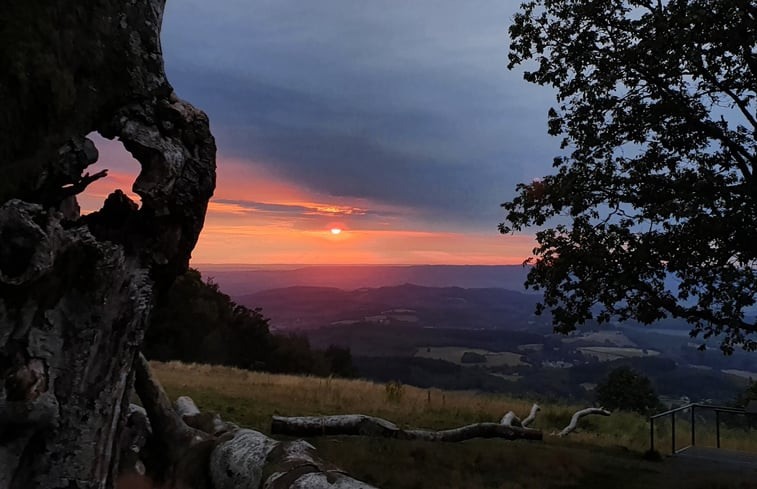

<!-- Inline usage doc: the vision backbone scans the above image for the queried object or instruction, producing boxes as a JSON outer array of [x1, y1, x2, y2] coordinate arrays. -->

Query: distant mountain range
[[195, 264, 531, 296], [194, 264, 756, 402], [235, 283, 546, 331]]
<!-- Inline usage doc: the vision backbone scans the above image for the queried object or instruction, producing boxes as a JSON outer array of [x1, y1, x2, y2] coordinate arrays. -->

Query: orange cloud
[[191, 224, 535, 265], [78, 170, 141, 214], [77, 151, 535, 265]]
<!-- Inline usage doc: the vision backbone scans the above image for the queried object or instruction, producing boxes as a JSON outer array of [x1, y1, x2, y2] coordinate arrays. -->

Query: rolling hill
[[235, 283, 545, 331]]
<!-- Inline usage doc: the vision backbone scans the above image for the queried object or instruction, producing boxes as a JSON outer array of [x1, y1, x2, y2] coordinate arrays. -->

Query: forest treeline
[[144, 269, 355, 377]]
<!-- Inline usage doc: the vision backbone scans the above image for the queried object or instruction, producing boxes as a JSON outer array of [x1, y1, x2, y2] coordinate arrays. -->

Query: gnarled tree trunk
[[0, 1, 215, 487]]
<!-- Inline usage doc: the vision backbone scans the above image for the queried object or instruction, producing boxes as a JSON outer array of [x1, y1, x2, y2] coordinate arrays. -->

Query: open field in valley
[[577, 347, 660, 362], [414, 346, 527, 367]]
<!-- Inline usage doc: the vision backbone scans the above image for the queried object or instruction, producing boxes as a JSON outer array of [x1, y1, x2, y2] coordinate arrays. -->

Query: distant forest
[[144, 269, 355, 377]]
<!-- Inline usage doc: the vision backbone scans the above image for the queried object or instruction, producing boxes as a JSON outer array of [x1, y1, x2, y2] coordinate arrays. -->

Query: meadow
[[154, 361, 757, 489], [576, 347, 660, 362], [414, 347, 526, 367]]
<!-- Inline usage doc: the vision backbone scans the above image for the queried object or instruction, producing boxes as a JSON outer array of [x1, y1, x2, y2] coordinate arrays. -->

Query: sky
[[81, 0, 562, 265]]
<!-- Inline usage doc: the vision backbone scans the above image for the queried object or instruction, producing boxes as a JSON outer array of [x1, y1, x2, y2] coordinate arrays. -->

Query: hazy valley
[[200, 265, 757, 405]]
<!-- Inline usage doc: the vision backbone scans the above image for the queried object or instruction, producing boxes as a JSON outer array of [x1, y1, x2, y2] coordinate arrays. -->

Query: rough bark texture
[[0, 1, 216, 488]]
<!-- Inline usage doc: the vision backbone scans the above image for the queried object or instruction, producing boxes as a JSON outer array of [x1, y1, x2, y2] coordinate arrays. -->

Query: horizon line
[[192, 263, 529, 267]]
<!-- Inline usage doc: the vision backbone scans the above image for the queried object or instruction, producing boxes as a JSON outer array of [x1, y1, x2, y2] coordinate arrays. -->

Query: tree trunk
[[0, 220, 151, 488], [0, 1, 216, 487]]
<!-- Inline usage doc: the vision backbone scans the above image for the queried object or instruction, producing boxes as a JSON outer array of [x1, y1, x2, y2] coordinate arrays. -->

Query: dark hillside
[[197, 264, 531, 296], [237, 284, 544, 330]]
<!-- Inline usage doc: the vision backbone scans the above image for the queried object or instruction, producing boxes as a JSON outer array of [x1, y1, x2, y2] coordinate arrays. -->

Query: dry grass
[[155, 360, 539, 432], [152, 361, 684, 453], [152, 361, 757, 489]]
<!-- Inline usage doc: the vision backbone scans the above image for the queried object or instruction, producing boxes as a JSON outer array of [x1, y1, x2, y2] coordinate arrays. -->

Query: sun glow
[[330, 228, 342, 235]]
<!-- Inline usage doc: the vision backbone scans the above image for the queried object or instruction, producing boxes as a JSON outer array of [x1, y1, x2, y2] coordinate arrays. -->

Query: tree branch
[[500, 412, 522, 427], [270, 414, 543, 442], [557, 408, 611, 437], [132, 354, 209, 451], [522, 403, 541, 427]]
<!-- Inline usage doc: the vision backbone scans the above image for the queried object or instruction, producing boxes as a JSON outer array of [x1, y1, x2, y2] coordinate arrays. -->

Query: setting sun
[[330, 228, 342, 235]]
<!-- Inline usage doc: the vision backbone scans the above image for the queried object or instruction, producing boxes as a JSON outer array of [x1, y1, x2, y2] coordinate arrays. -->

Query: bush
[[595, 366, 660, 416], [460, 351, 487, 364]]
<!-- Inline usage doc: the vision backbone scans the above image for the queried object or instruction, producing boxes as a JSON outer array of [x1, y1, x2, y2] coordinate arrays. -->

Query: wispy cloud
[[161, 0, 561, 230]]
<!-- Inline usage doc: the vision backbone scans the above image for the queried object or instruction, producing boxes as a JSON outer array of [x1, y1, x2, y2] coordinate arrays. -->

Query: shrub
[[595, 366, 660, 416], [460, 351, 487, 364]]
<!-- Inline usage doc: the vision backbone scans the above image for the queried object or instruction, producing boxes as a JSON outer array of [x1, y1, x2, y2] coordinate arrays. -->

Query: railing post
[[716, 410, 720, 449], [671, 411, 676, 454], [691, 405, 695, 447], [650, 417, 655, 452]]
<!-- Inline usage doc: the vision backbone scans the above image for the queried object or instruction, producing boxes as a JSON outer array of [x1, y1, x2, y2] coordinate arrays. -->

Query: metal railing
[[649, 403, 746, 454]]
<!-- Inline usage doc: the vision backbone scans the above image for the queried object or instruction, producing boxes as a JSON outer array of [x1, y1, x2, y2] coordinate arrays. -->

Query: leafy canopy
[[595, 366, 660, 415], [501, 0, 757, 353]]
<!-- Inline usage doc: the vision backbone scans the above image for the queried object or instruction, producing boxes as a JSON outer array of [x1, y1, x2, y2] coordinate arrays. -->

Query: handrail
[[649, 403, 750, 454], [649, 403, 745, 420]]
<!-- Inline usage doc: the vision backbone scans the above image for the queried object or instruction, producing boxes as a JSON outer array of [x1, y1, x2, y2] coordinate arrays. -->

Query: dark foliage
[[501, 0, 757, 353], [461, 351, 487, 364], [595, 367, 661, 415], [145, 269, 355, 377], [735, 380, 757, 407], [353, 356, 512, 393], [324, 345, 358, 378]]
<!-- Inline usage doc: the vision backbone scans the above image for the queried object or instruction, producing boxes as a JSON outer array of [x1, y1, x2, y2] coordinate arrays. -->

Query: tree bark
[[0, 208, 152, 489], [0, 1, 216, 487]]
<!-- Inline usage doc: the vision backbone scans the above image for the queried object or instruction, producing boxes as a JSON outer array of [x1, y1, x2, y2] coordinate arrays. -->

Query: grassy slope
[[154, 362, 757, 489]]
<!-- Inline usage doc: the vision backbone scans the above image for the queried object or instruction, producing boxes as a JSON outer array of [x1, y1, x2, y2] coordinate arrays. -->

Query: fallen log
[[271, 414, 543, 442], [132, 357, 544, 489], [131, 355, 378, 489], [557, 407, 611, 437]]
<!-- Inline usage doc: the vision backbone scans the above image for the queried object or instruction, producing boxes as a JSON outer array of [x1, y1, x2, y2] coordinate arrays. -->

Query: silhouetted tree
[[145, 269, 272, 367], [501, 0, 757, 353], [146, 269, 354, 377], [735, 380, 757, 407], [460, 351, 487, 364], [595, 367, 660, 415], [324, 345, 357, 378]]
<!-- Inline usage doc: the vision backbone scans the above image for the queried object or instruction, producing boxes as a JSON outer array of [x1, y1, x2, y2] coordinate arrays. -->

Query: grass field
[[414, 346, 526, 367], [577, 346, 660, 362], [153, 361, 757, 489], [563, 331, 637, 347], [723, 369, 757, 380]]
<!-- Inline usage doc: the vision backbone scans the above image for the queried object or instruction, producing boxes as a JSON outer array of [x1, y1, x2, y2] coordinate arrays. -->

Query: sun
[[330, 228, 342, 235]]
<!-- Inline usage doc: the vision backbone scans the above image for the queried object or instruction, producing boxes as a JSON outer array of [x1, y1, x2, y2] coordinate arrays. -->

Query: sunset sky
[[81, 0, 561, 265]]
